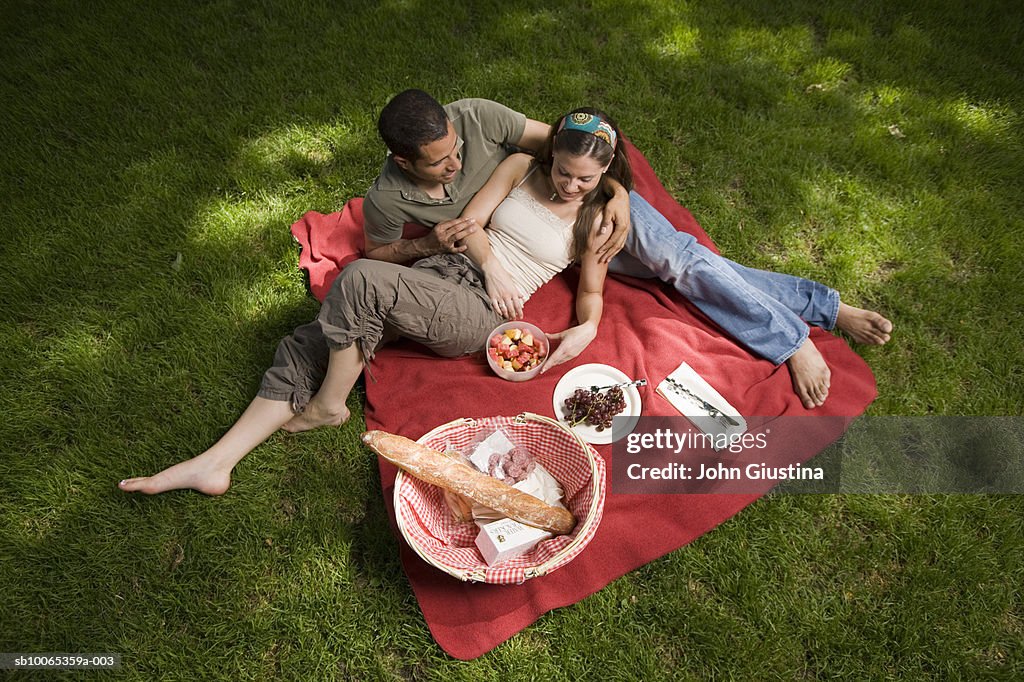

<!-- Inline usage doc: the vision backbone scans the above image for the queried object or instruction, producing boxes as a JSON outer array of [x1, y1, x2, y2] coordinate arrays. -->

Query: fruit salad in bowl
[[485, 322, 548, 381]]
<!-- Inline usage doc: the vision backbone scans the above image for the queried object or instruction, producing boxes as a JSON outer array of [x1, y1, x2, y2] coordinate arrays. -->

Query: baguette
[[362, 430, 576, 535]]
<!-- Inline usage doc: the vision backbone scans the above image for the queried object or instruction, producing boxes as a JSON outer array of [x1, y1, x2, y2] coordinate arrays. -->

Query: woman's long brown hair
[[536, 108, 634, 262]]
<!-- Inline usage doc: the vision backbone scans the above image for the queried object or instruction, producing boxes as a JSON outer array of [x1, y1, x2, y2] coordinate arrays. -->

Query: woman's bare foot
[[786, 339, 831, 409], [119, 457, 232, 496], [281, 399, 350, 433], [835, 303, 893, 345]]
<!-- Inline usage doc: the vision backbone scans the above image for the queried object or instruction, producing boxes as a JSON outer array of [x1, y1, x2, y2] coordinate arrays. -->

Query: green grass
[[1, 0, 1022, 678]]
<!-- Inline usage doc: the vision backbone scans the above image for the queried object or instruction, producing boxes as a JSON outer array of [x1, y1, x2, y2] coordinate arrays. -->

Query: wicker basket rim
[[392, 412, 605, 582]]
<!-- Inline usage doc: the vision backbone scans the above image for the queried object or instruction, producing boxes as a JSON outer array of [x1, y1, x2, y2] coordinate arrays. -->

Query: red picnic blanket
[[290, 142, 877, 659]]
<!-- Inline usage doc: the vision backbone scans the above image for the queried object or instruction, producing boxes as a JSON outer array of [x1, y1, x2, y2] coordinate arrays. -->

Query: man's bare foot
[[786, 339, 831, 409], [835, 303, 892, 345], [281, 400, 350, 434], [119, 457, 231, 496]]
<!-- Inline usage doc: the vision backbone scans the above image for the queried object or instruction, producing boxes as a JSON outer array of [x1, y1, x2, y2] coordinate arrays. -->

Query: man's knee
[[334, 259, 399, 296]]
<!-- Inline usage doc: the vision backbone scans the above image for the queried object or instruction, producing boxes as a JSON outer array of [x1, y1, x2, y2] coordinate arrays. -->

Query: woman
[[119, 109, 630, 496]]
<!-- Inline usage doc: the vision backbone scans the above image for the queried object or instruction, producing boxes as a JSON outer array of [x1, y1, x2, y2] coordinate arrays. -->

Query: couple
[[120, 90, 892, 496]]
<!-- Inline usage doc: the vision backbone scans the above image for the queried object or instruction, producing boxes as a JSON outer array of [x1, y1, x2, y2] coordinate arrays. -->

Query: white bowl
[[484, 322, 549, 382]]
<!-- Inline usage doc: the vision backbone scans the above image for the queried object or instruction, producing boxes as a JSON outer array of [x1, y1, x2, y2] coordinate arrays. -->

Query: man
[[361, 90, 892, 408], [361, 90, 631, 265]]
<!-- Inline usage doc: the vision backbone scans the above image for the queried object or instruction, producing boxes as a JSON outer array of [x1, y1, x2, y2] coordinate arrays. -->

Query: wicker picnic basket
[[392, 412, 607, 584]]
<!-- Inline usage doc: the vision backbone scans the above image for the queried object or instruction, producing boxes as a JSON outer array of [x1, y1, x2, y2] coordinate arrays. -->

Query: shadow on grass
[[2, 0, 1023, 673]]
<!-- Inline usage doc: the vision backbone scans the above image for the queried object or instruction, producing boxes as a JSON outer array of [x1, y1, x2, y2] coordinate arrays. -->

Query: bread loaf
[[362, 430, 576, 535]]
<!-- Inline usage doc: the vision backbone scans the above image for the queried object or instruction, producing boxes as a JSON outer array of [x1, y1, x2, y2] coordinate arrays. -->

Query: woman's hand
[[482, 259, 525, 320], [541, 322, 597, 371]]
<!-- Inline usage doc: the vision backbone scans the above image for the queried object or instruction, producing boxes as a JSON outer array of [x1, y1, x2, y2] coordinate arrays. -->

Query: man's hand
[[429, 217, 479, 254], [596, 189, 631, 263], [541, 322, 597, 371], [363, 218, 480, 263]]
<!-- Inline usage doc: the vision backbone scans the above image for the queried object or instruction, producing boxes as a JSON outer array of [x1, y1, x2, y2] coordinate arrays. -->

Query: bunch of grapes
[[562, 387, 627, 431]]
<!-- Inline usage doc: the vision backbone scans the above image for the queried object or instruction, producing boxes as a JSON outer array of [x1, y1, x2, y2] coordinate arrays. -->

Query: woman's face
[[550, 150, 608, 202]]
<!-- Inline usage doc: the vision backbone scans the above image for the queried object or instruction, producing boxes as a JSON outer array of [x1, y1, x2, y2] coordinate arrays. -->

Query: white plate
[[552, 363, 643, 444]]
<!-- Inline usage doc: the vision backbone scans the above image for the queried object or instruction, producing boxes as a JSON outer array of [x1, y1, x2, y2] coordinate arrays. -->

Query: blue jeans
[[608, 191, 840, 365]]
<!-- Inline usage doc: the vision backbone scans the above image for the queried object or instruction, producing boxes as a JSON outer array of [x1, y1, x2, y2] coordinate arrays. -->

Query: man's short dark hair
[[377, 89, 449, 161]]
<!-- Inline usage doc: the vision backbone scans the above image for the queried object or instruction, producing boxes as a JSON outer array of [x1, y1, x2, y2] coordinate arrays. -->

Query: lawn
[[1, 0, 1021, 679]]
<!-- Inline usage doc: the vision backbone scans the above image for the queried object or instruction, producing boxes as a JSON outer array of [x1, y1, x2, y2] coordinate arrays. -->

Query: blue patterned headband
[[557, 112, 617, 149]]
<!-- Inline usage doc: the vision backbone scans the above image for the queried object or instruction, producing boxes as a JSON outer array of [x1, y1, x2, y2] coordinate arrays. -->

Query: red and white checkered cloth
[[394, 415, 606, 585]]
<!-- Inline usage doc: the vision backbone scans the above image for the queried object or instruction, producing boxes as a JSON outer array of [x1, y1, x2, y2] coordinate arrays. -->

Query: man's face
[[396, 121, 463, 187]]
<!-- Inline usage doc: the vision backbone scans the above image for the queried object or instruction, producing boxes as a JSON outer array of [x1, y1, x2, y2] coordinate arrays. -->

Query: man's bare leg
[[282, 343, 363, 433], [119, 344, 364, 495], [786, 338, 831, 409], [835, 303, 893, 345], [119, 396, 295, 495]]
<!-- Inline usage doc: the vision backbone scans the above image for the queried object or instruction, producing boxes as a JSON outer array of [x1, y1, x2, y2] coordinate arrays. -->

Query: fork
[[588, 378, 647, 392]]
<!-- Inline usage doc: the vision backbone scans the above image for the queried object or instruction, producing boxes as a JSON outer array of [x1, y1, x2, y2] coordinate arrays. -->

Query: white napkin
[[470, 464, 565, 523], [467, 429, 517, 474], [466, 427, 566, 522], [656, 361, 747, 448]]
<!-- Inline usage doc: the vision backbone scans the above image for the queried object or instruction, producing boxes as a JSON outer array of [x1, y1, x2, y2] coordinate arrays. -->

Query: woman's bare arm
[[457, 153, 534, 319], [542, 212, 609, 370]]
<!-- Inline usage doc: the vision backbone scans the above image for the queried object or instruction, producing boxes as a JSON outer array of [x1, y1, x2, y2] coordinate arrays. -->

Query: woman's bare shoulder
[[491, 153, 535, 188], [501, 152, 534, 171]]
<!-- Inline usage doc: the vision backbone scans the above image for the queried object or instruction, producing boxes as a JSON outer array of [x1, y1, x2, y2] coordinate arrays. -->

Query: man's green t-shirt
[[362, 98, 527, 244]]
